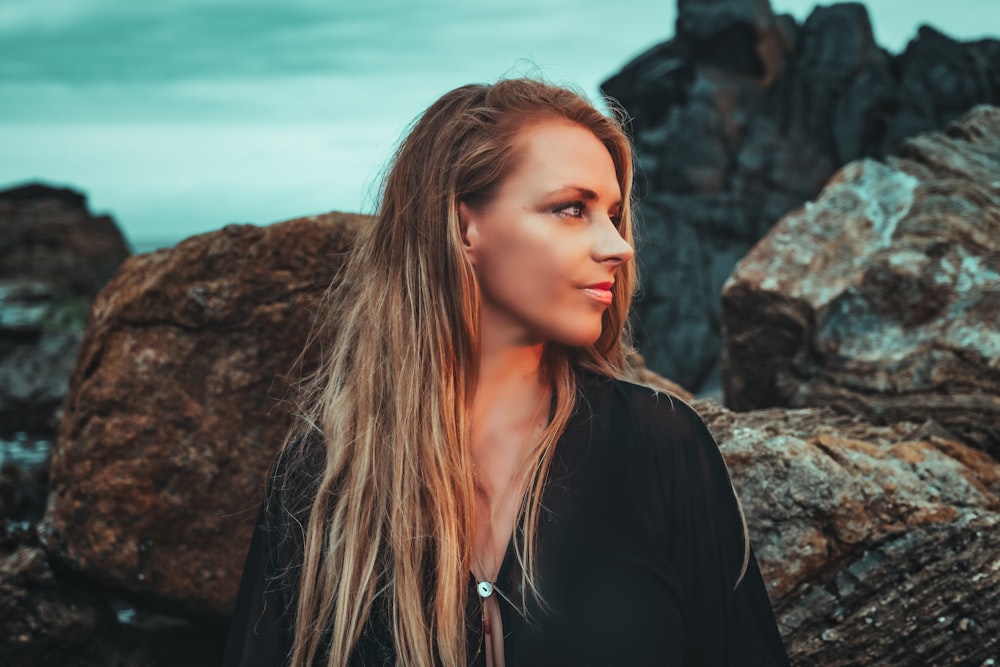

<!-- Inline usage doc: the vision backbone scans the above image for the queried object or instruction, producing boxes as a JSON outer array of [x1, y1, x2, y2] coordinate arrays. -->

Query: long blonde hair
[[280, 78, 637, 667]]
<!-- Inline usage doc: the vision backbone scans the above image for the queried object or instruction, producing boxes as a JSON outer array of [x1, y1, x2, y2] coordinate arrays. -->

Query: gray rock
[[0, 280, 87, 434], [722, 105, 1000, 457], [697, 399, 1000, 665], [0, 183, 129, 435]]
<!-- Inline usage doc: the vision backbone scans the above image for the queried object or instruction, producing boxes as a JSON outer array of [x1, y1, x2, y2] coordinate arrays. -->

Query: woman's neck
[[469, 336, 550, 587], [470, 337, 548, 500]]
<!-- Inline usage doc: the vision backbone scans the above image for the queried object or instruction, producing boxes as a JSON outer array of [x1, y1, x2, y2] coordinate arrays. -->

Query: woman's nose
[[593, 216, 634, 265]]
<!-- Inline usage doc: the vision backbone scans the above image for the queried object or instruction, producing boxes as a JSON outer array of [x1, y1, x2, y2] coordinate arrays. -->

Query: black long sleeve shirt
[[224, 375, 790, 666]]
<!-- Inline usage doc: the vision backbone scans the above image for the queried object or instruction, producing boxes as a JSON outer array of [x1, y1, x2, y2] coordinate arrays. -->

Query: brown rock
[[0, 183, 129, 297], [40, 212, 368, 616], [0, 543, 108, 663], [721, 105, 1000, 457], [697, 399, 1000, 664]]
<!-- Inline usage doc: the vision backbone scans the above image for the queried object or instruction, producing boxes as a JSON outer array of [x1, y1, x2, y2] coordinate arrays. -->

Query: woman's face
[[459, 119, 634, 348]]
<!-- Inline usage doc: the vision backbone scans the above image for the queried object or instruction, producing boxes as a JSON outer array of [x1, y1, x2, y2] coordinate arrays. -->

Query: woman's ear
[[458, 200, 480, 263]]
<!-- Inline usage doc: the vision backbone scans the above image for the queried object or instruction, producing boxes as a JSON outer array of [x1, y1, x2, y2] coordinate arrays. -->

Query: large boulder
[[701, 399, 1000, 665], [722, 105, 1000, 458], [0, 183, 130, 435], [602, 0, 1000, 394], [40, 212, 368, 616]]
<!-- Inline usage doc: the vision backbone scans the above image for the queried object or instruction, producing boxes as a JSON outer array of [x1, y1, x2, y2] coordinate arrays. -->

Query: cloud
[[1, 0, 417, 83]]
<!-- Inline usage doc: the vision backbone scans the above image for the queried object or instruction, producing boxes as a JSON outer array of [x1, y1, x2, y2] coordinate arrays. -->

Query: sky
[[2, 0, 999, 250]]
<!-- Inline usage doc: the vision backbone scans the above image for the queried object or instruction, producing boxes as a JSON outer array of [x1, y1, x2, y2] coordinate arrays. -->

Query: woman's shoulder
[[578, 372, 707, 441], [577, 373, 725, 487]]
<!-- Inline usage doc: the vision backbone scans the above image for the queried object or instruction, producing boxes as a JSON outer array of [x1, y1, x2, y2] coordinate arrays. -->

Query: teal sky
[[2, 0, 998, 250]]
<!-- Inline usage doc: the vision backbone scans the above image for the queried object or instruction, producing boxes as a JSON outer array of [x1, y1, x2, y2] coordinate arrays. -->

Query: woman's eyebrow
[[543, 186, 621, 207]]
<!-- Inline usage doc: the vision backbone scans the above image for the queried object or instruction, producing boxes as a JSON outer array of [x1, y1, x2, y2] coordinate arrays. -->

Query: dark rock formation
[[40, 212, 368, 617], [0, 527, 224, 666], [0, 183, 130, 435], [0, 281, 88, 435], [722, 105, 1000, 458], [0, 536, 107, 664], [700, 399, 1000, 665], [602, 0, 1000, 394], [0, 183, 130, 297]]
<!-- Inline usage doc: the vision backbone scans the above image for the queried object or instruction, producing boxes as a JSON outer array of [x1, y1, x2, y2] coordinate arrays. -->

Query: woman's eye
[[555, 202, 585, 217]]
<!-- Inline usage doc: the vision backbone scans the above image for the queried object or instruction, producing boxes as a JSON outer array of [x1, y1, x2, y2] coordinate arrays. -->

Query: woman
[[224, 78, 789, 666]]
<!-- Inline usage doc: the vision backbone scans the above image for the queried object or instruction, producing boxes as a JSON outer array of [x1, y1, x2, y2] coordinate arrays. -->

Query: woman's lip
[[580, 287, 613, 305]]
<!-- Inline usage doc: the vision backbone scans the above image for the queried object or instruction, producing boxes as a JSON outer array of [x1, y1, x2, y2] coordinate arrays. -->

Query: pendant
[[477, 580, 494, 598]]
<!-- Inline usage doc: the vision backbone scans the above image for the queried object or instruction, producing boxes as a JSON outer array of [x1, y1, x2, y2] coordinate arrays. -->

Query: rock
[[778, 517, 1000, 666], [887, 26, 1000, 151], [602, 1, 1000, 394], [0, 281, 88, 434], [0, 526, 223, 667], [624, 348, 694, 400], [0, 540, 108, 664], [0, 183, 130, 297], [722, 105, 1000, 457], [0, 183, 129, 435], [40, 212, 369, 616], [697, 399, 1000, 665], [676, 0, 790, 83]]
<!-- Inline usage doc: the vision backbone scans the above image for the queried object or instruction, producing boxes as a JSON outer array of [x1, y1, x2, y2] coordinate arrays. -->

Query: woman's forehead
[[503, 121, 621, 200]]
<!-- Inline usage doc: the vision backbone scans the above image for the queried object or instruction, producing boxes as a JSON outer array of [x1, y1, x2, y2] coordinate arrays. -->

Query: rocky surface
[[41, 212, 369, 617], [0, 183, 129, 435], [698, 399, 1000, 666], [722, 105, 1000, 458], [602, 0, 1000, 394]]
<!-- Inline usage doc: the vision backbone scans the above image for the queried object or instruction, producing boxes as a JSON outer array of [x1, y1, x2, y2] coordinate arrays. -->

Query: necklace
[[471, 467, 528, 600], [477, 580, 495, 599]]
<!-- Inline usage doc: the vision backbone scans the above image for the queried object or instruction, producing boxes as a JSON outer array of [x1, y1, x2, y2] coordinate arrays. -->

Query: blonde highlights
[[281, 78, 638, 667]]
